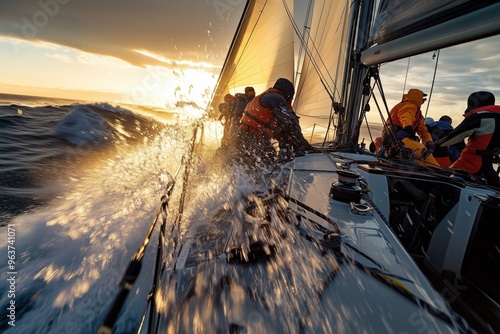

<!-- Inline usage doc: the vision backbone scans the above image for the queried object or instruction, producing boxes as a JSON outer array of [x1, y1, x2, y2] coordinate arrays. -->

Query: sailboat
[[99, 0, 500, 333]]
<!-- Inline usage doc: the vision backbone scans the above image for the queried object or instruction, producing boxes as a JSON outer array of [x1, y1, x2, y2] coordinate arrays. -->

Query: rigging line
[[366, 84, 381, 144], [282, 0, 338, 102], [176, 124, 202, 227], [281, 0, 344, 145], [402, 57, 411, 96], [363, 112, 375, 144], [137, 124, 204, 332], [98, 157, 185, 334], [372, 97, 403, 153], [293, 0, 313, 83], [292, 219, 453, 325], [425, 49, 440, 118], [352, 70, 376, 145], [169, 123, 203, 275], [207, 0, 253, 105], [363, 194, 395, 234], [359, 81, 379, 146], [372, 68, 407, 151], [322, 105, 336, 147]]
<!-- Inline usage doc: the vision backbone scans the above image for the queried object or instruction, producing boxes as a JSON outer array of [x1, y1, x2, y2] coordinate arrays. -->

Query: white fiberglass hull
[[143, 150, 473, 333]]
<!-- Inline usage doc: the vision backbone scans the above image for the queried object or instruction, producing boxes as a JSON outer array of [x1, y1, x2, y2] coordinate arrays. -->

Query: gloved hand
[[403, 126, 416, 139]]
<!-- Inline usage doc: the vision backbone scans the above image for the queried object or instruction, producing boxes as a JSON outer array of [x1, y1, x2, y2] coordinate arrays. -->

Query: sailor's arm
[[416, 117, 433, 143], [260, 93, 293, 126], [437, 116, 479, 146]]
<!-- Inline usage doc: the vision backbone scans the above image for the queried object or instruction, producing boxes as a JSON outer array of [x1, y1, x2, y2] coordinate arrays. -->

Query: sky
[[376, 36, 500, 125], [0, 0, 500, 125], [0, 0, 246, 109]]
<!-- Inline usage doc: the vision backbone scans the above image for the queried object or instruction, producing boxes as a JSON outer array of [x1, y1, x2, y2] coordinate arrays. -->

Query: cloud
[[0, 0, 246, 69], [375, 35, 500, 124], [136, 49, 220, 70]]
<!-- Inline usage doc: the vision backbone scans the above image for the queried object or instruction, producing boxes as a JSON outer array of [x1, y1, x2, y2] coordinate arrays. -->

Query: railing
[[302, 123, 332, 145]]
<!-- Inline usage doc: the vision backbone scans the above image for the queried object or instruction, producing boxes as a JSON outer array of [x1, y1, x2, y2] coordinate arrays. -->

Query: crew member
[[437, 91, 500, 187], [228, 86, 256, 146], [237, 78, 312, 168], [426, 115, 465, 167], [382, 88, 438, 165], [219, 93, 235, 148]]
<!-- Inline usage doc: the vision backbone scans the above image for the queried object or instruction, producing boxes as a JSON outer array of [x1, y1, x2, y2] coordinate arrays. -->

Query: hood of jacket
[[273, 78, 295, 102], [405, 89, 426, 107]]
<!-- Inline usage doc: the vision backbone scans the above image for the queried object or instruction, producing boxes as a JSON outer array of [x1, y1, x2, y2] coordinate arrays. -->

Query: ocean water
[[0, 93, 227, 333]]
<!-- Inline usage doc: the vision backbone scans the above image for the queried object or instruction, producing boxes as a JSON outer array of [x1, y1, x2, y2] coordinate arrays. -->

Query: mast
[[336, 0, 375, 148]]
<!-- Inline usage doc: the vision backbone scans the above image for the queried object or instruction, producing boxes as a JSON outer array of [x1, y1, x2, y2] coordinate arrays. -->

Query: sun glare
[[165, 67, 218, 112]]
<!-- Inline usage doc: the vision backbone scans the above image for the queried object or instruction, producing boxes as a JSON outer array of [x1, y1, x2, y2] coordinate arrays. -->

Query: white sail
[[293, 0, 351, 135], [209, 0, 294, 112]]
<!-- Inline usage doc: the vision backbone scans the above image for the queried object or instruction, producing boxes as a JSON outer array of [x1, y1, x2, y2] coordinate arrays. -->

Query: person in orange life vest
[[384, 88, 438, 165], [271, 79, 313, 156], [237, 78, 312, 167], [436, 91, 500, 188]]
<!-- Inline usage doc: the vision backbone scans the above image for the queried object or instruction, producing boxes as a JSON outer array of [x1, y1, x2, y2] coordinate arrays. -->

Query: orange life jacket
[[449, 105, 500, 174], [239, 88, 281, 139]]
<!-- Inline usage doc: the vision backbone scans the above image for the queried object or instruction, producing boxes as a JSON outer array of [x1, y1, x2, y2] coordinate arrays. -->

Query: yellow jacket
[[387, 89, 432, 143]]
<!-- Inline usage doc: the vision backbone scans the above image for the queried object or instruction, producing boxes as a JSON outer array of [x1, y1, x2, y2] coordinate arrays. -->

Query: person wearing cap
[[439, 115, 452, 124], [227, 86, 256, 147], [237, 78, 313, 168], [426, 115, 465, 167], [436, 91, 500, 187], [244, 86, 255, 96], [424, 117, 435, 126], [382, 88, 438, 165], [218, 93, 235, 148]]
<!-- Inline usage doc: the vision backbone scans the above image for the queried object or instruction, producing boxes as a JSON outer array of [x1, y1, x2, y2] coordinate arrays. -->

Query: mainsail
[[209, 0, 353, 144], [209, 0, 295, 112]]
